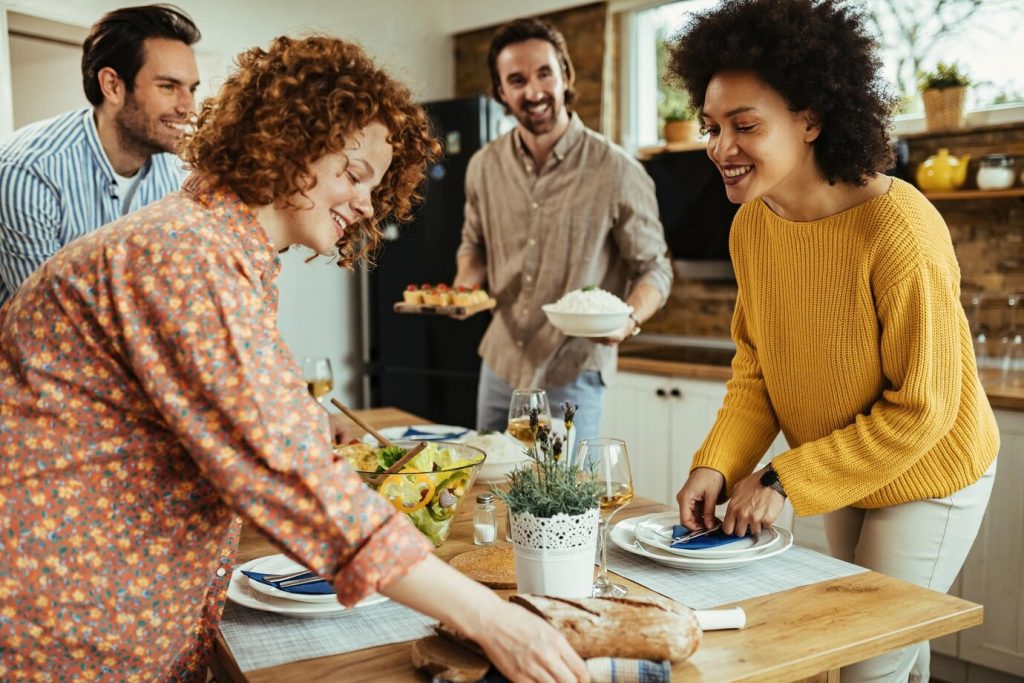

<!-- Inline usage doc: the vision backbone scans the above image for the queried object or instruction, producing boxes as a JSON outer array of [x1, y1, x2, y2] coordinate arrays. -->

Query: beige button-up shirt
[[458, 114, 672, 388]]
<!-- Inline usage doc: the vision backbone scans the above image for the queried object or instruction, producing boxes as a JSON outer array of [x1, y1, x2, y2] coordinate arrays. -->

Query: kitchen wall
[[0, 0, 594, 406]]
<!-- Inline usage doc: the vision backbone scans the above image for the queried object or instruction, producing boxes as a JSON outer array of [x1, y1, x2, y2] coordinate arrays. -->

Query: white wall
[[9, 34, 86, 129]]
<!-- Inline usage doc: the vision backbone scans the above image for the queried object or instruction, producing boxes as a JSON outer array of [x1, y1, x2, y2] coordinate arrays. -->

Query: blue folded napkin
[[671, 525, 750, 550], [480, 658, 670, 683], [240, 569, 335, 595], [401, 426, 469, 441]]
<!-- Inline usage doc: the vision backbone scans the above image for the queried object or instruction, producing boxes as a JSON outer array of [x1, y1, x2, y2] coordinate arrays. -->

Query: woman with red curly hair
[[0, 36, 588, 683]]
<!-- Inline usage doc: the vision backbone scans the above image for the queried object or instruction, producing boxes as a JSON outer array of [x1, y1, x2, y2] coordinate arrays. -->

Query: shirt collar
[[180, 173, 281, 286], [82, 108, 153, 182], [512, 111, 584, 170]]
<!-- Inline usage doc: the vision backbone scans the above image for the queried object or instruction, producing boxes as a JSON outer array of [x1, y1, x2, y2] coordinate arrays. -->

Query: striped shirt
[[0, 108, 185, 304]]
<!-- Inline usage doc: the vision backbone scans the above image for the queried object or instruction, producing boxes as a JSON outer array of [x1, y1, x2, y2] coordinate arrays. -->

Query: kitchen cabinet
[[932, 408, 1024, 681], [603, 371, 795, 531]]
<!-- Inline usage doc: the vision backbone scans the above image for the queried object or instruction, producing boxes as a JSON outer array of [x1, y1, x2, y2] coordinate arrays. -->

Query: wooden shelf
[[923, 188, 1024, 200]]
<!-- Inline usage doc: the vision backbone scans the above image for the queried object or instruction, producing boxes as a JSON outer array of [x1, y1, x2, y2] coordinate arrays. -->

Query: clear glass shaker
[[473, 492, 497, 545]]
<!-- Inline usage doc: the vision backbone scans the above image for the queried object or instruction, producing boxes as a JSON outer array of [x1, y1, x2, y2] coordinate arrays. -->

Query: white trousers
[[823, 460, 996, 683]]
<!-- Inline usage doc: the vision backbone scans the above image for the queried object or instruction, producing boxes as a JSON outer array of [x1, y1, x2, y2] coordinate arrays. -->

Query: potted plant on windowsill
[[663, 105, 700, 146], [494, 403, 602, 598], [919, 62, 971, 132]]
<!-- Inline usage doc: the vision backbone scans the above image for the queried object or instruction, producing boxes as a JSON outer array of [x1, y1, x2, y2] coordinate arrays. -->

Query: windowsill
[[893, 104, 1024, 137]]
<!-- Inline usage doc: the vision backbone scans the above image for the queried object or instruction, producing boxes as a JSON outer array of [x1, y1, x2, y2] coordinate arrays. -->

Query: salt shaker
[[473, 492, 497, 545]]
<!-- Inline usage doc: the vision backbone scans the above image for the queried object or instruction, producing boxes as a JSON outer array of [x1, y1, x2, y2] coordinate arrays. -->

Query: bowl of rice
[[542, 287, 632, 337], [463, 431, 532, 484]]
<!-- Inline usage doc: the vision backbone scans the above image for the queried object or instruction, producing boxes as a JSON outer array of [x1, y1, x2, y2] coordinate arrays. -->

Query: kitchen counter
[[617, 342, 1024, 411]]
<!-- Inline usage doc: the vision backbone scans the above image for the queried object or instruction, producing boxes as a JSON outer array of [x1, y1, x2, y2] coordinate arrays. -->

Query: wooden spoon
[[331, 398, 394, 447]]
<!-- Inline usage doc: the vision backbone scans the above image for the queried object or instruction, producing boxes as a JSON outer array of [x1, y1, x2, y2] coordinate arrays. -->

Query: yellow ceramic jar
[[916, 148, 971, 192]]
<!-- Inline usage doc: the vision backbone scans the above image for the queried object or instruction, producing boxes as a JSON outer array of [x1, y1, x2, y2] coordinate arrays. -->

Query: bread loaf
[[509, 594, 702, 662]]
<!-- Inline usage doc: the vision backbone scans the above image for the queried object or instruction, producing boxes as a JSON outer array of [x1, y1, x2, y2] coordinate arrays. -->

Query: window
[[619, 0, 1024, 151]]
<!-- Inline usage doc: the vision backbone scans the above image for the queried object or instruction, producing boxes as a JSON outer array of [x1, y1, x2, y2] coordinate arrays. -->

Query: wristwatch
[[628, 312, 642, 337], [760, 462, 787, 498]]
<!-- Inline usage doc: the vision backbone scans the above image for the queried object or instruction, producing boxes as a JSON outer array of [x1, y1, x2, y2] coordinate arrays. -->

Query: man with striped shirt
[[0, 5, 201, 304]]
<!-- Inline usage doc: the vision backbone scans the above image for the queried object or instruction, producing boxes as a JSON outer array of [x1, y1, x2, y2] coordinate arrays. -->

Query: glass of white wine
[[507, 389, 552, 448], [302, 356, 333, 403], [576, 437, 635, 597]]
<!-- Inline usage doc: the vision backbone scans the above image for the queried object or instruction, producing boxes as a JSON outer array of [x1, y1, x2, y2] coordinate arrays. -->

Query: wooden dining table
[[209, 407, 983, 682]]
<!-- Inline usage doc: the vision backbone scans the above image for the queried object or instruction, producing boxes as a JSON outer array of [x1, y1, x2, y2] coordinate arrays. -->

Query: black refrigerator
[[360, 96, 512, 426]]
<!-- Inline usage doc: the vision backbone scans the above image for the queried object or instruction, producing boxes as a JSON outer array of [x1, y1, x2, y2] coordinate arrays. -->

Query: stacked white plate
[[227, 554, 387, 618], [610, 512, 793, 570]]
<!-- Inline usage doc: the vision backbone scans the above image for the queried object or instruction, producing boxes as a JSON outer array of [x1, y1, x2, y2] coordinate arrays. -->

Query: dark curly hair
[[668, 0, 897, 185], [487, 18, 576, 111], [183, 35, 441, 267]]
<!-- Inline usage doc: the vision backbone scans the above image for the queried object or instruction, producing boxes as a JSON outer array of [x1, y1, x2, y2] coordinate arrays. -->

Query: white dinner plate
[[634, 512, 782, 558], [228, 557, 388, 618], [244, 554, 339, 604], [610, 513, 793, 570], [361, 424, 474, 444]]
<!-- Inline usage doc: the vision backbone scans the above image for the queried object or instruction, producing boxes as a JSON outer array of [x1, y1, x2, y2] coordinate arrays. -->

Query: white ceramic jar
[[976, 155, 1016, 190]]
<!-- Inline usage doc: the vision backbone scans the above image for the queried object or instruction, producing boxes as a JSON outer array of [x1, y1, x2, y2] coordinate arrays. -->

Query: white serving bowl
[[542, 304, 632, 338], [464, 432, 532, 484]]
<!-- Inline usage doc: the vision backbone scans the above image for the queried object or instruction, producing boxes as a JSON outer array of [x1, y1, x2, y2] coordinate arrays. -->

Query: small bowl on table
[[541, 304, 633, 338], [354, 440, 486, 547]]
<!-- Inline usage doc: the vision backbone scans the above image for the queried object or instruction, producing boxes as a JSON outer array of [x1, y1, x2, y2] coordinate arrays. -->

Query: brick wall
[[453, 3, 608, 132]]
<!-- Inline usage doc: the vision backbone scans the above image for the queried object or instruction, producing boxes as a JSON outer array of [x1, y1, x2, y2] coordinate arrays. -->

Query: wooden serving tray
[[393, 298, 496, 321]]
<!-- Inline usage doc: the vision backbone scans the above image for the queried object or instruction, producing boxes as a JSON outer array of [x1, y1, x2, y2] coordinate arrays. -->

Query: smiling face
[[702, 71, 821, 208], [495, 38, 569, 137], [114, 37, 200, 157], [271, 121, 393, 255]]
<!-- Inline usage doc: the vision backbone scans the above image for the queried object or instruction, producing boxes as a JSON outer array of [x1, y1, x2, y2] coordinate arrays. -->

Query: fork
[[262, 569, 315, 583], [670, 522, 723, 545]]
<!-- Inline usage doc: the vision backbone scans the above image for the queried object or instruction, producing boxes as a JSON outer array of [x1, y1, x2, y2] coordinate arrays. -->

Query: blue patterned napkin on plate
[[670, 525, 750, 549], [240, 570, 334, 595], [401, 426, 469, 441]]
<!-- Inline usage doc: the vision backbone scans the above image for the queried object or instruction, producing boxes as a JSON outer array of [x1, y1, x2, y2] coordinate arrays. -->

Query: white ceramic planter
[[509, 508, 600, 598]]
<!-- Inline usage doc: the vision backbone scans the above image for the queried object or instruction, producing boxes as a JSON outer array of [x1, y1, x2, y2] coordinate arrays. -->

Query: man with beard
[[455, 17, 672, 441], [0, 5, 200, 304]]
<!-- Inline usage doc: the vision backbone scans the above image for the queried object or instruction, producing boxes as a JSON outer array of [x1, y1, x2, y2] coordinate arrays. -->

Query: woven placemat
[[449, 546, 517, 589]]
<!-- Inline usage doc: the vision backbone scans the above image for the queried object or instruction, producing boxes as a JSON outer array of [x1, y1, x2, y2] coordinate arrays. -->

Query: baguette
[[509, 594, 701, 662]]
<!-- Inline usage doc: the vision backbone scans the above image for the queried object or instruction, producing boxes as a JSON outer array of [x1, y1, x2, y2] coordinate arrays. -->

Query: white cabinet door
[[956, 409, 1024, 677], [603, 372, 674, 506]]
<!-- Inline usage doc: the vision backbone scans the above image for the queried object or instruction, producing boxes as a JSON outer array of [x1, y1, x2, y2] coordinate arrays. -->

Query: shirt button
[[527, 238, 536, 246], [517, 340, 524, 347], [525, 274, 533, 283], [531, 201, 539, 210], [216, 568, 226, 577]]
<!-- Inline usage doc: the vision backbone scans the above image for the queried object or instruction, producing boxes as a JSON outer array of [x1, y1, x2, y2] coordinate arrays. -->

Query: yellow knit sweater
[[691, 178, 999, 517]]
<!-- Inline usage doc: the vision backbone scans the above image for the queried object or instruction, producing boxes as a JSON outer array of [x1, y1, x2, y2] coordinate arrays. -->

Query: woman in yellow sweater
[[669, 1, 998, 680]]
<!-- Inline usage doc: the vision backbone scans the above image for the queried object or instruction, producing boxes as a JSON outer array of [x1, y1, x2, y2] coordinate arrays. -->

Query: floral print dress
[[0, 176, 432, 681]]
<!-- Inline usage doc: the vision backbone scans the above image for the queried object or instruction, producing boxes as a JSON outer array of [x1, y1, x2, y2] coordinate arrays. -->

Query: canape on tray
[[403, 283, 490, 307]]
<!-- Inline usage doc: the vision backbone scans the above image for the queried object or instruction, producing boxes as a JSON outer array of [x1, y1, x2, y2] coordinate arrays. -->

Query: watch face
[[760, 468, 779, 487]]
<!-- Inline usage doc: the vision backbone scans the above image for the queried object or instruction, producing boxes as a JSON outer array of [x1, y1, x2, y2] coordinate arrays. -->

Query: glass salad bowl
[[335, 440, 485, 547]]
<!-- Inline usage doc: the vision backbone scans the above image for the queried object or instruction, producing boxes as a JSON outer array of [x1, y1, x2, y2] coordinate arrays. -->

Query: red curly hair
[[183, 35, 440, 267]]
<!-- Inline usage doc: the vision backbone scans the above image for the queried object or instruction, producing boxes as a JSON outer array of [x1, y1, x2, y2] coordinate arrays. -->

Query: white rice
[[463, 431, 529, 464], [548, 287, 630, 314]]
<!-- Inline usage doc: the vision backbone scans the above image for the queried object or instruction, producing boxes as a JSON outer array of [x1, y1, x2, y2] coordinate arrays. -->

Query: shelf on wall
[[923, 188, 1024, 200]]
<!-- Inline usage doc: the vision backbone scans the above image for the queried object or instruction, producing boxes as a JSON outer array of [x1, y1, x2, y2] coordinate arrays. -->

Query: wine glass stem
[[595, 518, 611, 584]]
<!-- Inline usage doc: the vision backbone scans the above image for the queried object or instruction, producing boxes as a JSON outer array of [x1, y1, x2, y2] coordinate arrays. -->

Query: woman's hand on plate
[[721, 467, 785, 536], [677, 467, 725, 531]]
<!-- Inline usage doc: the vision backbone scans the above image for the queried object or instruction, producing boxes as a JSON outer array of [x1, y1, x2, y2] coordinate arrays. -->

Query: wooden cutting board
[[393, 298, 496, 320], [448, 546, 516, 589]]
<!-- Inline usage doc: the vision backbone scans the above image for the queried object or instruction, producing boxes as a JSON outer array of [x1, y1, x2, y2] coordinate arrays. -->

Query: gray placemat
[[218, 598, 435, 672], [606, 544, 867, 609]]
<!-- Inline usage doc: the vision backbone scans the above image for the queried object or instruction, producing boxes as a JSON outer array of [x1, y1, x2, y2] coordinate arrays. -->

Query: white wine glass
[[507, 389, 552, 449], [302, 356, 334, 404], [576, 437, 635, 597]]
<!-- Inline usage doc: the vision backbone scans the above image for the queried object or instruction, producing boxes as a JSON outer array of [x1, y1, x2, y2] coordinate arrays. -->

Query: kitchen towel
[[480, 658, 670, 683]]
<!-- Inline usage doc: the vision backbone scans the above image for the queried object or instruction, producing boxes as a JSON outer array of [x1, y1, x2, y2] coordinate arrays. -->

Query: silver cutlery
[[262, 569, 315, 583], [670, 523, 723, 545], [279, 574, 329, 589]]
